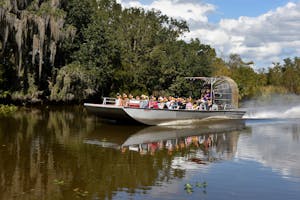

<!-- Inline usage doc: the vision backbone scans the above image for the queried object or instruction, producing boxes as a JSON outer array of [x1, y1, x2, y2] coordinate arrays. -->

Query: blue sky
[[118, 0, 300, 68], [206, 0, 296, 21], [139, 0, 296, 21]]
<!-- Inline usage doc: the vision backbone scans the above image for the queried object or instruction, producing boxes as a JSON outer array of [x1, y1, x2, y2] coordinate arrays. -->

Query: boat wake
[[158, 119, 206, 126], [157, 117, 232, 126], [244, 105, 300, 119]]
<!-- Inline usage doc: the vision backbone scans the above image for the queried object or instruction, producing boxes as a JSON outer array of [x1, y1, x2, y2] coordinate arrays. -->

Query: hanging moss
[[49, 62, 96, 102], [0, 0, 76, 100]]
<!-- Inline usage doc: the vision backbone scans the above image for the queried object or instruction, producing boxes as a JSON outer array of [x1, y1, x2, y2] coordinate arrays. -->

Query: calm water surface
[[0, 106, 299, 200]]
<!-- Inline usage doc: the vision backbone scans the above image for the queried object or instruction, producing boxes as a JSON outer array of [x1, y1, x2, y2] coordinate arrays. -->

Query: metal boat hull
[[84, 103, 246, 126], [123, 107, 246, 125], [84, 103, 136, 123]]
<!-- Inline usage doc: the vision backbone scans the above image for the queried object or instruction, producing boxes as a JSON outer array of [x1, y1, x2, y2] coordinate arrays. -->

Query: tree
[[227, 54, 264, 99]]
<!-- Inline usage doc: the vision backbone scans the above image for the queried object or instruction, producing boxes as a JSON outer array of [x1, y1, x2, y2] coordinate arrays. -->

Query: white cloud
[[117, 1, 300, 68], [116, 0, 144, 8], [117, 0, 215, 23]]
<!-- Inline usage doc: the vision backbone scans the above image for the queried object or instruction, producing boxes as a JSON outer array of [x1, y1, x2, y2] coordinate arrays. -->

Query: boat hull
[[84, 103, 246, 126], [123, 107, 246, 125], [84, 103, 137, 123]]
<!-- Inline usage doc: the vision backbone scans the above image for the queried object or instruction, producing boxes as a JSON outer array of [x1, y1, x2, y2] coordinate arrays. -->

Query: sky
[[116, 0, 300, 69]]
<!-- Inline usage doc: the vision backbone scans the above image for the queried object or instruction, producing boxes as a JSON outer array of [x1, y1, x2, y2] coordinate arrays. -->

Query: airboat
[[84, 76, 246, 125]]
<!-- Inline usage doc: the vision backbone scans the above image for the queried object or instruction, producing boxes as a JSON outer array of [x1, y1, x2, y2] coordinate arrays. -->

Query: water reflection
[[239, 119, 300, 181], [0, 108, 299, 200], [85, 120, 246, 166]]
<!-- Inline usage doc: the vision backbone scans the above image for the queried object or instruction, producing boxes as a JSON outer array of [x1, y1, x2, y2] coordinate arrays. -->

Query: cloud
[[117, 0, 215, 23], [117, 1, 300, 68], [187, 2, 300, 67]]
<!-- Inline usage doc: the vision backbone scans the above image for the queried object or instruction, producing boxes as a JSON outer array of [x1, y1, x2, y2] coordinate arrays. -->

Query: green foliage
[[266, 57, 300, 94], [0, 104, 17, 116], [2, 0, 300, 103], [29, 0, 66, 18], [11, 74, 43, 103], [226, 54, 267, 99], [63, 0, 97, 58], [184, 181, 207, 194], [0, 0, 8, 7], [65, 0, 96, 30], [50, 62, 96, 102]]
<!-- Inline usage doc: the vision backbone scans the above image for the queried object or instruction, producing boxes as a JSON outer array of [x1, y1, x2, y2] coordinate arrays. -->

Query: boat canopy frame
[[185, 76, 239, 109]]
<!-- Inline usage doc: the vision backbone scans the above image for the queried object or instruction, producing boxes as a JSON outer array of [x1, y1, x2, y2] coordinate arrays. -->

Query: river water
[[0, 106, 300, 200]]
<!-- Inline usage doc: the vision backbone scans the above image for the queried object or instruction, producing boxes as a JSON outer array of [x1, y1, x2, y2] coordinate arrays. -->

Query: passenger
[[171, 97, 179, 109], [163, 96, 169, 109], [128, 94, 134, 100], [193, 102, 198, 110], [182, 98, 188, 109], [207, 99, 213, 110], [177, 97, 185, 109], [115, 93, 123, 106], [185, 98, 193, 110], [197, 94, 208, 110], [128, 94, 140, 108], [149, 96, 159, 109], [165, 96, 173, 109], [122, 93, 129, 107], [203, 89, 213, 110], [139, 94, 149, 108], [158, 96, 165, 109], [197, 102, 207, 110]]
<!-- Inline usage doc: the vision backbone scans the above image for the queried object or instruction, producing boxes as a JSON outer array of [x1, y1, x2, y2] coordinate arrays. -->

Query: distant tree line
[[0, 0, 299, 104], [213, 55, 300, 100]]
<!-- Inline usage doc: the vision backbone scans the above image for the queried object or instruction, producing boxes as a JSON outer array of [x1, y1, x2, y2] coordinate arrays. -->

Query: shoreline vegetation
[[0, 104, 17, 115], [1, 0, 300, 105]]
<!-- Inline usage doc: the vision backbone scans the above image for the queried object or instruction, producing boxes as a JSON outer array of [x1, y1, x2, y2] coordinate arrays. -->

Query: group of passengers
[[115, 89, 216, 111]]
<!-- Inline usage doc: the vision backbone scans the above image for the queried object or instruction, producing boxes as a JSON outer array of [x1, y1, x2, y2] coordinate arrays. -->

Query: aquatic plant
[[184, 181, 208, 194], [184, 183, 193, 194], [195, 181, 207, 188]]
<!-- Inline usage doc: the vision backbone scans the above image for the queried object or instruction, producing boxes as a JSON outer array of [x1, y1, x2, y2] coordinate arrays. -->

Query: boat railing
[[223, 104, 234, 110], [102, 96, 235, 110], [102, 97, 116, 105]]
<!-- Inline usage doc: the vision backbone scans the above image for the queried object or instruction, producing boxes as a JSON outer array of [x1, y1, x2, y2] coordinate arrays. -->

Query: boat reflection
[[85, 120, 246, 164]]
